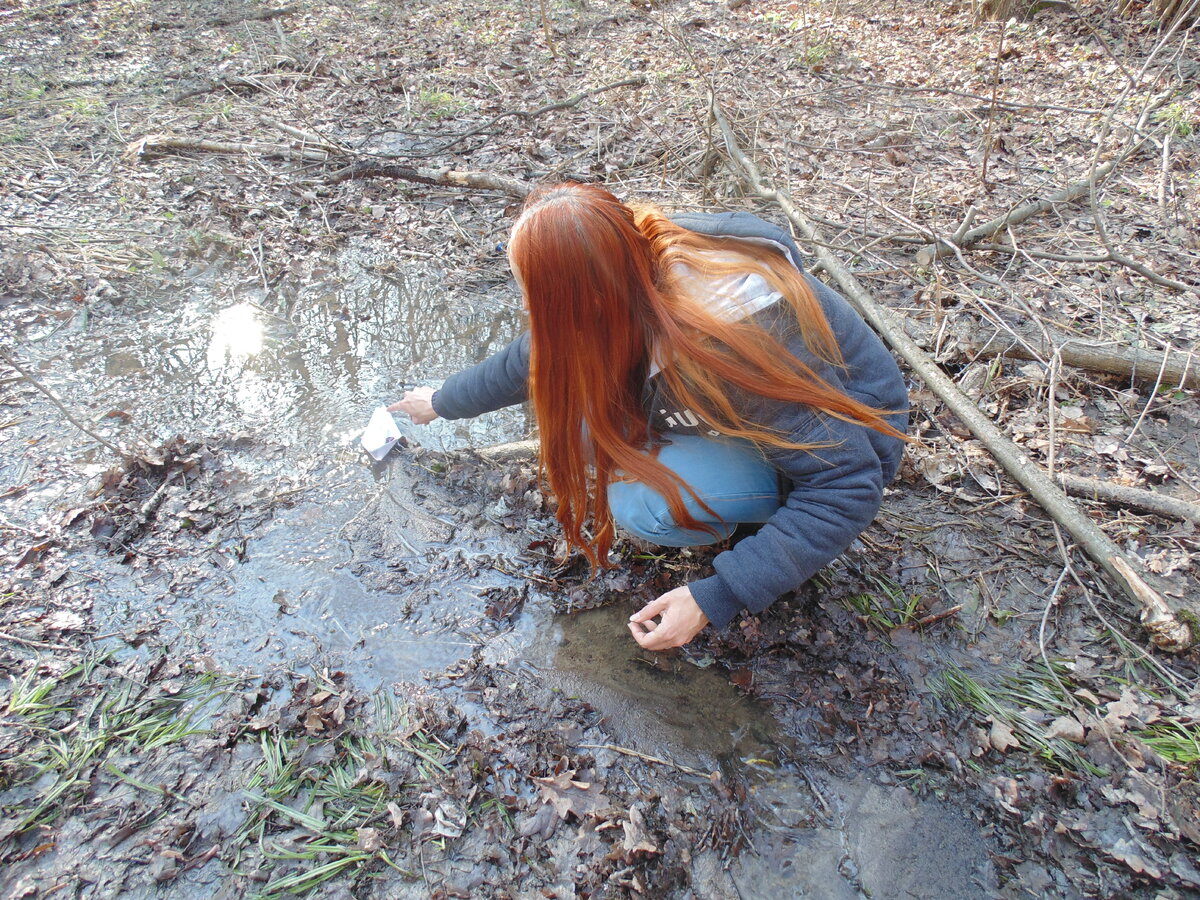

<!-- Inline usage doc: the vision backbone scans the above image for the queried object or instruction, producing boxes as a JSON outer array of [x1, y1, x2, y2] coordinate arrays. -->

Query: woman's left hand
[[628, 585, 709, 650]]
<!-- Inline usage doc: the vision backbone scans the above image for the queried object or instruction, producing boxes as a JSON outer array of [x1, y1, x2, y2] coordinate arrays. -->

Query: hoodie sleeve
[[431, 331, 532, 420], [688, 409, 888, 630]]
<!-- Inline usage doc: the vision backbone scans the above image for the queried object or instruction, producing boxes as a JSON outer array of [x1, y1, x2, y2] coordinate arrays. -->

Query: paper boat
[[361, 405, 401, 461]]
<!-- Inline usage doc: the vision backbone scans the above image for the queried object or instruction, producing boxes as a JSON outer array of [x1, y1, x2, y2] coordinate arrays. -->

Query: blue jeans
[[608, 435, 782, 547]]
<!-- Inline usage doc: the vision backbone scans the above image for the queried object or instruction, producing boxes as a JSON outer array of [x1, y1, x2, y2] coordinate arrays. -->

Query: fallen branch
[[1056, 472, 1200, 525], [578, 743, 711, 779], [125, 132, 534, 197], [1, 0, 92, 20], [201, 4, 299, 28], [473, 438, 540, 464], [710, 93, 1193, 653], [124, 134, 328, 163], [324, 161, 531, 197], [260, 116, 346, 153], [971, 331, 1198, 391], [148, 4, 299, 31], [171, 74, 279, 104], [894, 604, 963, 632], [423, 76, 646, 154], [0, 630, 83, 653], [970, 242, 1111, 263], [108, 473, 179, 553], [914, 149, 1137, 265], [0, 349, 131, 461]]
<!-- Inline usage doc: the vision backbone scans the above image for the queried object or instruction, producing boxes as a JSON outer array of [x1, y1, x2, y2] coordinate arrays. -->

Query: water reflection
[[85, 243, 531, 450], [206, 302, 264, 367]]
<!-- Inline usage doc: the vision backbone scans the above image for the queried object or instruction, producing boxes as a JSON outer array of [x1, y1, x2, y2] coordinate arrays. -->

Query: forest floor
[[1, 0, 1199, 897]]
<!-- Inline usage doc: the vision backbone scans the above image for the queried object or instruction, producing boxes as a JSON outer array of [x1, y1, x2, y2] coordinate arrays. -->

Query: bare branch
[[914, 148, 1139, 265], [971, 331, 1199, 390], [324, 161, 531, 197], [1056, 472, 1200, 525], [124, 134, 329, 162], [0, 350, 131, 462]]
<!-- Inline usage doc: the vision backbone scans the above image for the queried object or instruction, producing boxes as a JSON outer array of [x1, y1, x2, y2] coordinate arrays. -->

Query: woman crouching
[[392, 182, 909, 650]]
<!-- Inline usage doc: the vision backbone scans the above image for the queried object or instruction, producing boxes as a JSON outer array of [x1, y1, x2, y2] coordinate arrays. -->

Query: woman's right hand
[[388, 387, 439, 425]]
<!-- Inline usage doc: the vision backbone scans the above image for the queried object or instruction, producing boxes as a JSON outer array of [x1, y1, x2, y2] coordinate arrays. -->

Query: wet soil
[[3, 0, 1200, 898]]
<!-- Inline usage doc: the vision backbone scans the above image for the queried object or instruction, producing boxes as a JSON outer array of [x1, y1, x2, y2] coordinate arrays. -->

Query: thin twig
[[893, 605, 963, 631], [0, 630, 83, 652], [578, 743, 711, 778], [914, 146, 1145, 265], [979, 21, 1006, 190], [1126, 345, 1172, 444], [0, 350, 130, 460]]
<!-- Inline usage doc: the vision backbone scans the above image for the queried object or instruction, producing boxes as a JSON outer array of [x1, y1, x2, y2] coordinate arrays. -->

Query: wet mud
[[4, 235, 1198, 899]]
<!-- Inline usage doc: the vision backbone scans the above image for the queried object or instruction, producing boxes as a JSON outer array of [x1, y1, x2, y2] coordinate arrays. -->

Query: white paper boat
[[361, 405, 401, 461]]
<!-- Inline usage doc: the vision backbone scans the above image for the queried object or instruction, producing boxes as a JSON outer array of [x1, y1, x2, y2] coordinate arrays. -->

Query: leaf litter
[[2, 0, 1200, 896]]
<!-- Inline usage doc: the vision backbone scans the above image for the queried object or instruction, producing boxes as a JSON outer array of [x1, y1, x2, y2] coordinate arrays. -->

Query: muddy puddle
[[21, 243, 1003, 897], [51, 241, 531, 452], [513, 605, 997, 898]]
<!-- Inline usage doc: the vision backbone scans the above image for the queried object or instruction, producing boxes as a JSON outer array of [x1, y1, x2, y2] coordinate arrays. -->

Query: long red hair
[[508, 183, 903, 568]]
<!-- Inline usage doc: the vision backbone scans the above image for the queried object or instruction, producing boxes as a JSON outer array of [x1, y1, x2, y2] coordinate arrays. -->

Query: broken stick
[[125, 134, 329, 163], [710, 92, 1192, 653], [971, 331, 1198, 392], [1056, 472, 1200, 526], [324, 161, 531, 197]]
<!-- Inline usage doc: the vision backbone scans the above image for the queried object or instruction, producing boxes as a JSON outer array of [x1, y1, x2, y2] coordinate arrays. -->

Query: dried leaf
[[989, 719, 1020, 753], [148, 852, 180, 883], [356, 826, 383, 851], [303, 708, 326, 735], [533, 770, 610, 821], [1100, 785, 1159, 821], [621, 805, 659, 859], [1107, 838, 1163, 880], [45, 610, 85, 631], [432, 801, 466, 838], [1093, 436, 1128, 461], [248, 710, 280, 731], [1102, 688, 1141, 734], [387, 802, 405, 829], [518, 801, 559, 838], [13, 540, 54, 569], [1045, 716, 1085, 744]]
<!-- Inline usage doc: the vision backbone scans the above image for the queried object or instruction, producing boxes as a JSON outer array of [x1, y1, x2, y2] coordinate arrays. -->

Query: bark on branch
[[1056, 472, 1200, 526], [709, 92, 1193, 653], [124, 135, 329, 163], [914, 151, 1133, 265], [324, 161, 531, 197], [971, 331, 1198, 391], [124, 134, 533, 198]]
